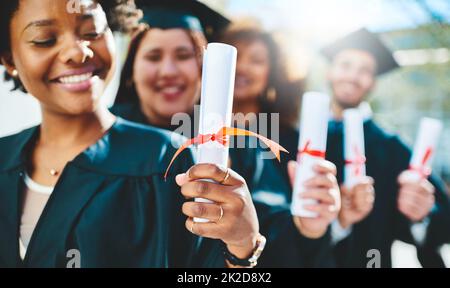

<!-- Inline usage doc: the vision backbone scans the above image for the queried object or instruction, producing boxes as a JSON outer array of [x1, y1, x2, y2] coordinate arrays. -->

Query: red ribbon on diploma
[[409, 147, 433, 178], [297, 140, 326, 161], [164, 127, 289, 179], [345, 145, 366, 176]]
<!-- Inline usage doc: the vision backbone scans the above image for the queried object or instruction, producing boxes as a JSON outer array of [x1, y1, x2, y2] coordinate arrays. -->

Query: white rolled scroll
[[343, 109, 366, 188], [291, 92, 330, 218], [195, 43, 237, 223], [406, 117, 443, 182]]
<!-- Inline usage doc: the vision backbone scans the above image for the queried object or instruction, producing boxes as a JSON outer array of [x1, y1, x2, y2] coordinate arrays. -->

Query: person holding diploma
[[220, 24, 342, 267], [0, 0, 262, 268], [112, 4, 341, 267], [321, 28, 450, 267]]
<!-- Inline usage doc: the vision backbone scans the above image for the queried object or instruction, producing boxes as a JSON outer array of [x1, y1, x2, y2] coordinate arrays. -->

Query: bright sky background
[[225, 0, 450, 44]]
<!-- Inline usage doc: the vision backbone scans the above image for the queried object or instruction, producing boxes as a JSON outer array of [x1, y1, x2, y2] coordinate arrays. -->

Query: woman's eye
[[83, 31, 103, 40], [251, 57, 268, 65], [31, 39, 57, 47], [176, 52, 195, 61], [145, 54, 161, 62], [82, 24, 108, 40]]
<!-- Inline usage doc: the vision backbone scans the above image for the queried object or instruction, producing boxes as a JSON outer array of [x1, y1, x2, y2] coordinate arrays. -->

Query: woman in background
[[221, 23, 352, 267], [112, 1, 341, 267]]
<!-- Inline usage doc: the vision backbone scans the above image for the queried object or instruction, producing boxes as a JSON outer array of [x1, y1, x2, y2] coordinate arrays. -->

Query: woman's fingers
[[182, 202, 224, 223], [287, 160, 297, 187], [300, 188, 337, 205], [313, 160, 337, 176], [180, 180, 240, 203], [303, 204, 337, 220], [177, 164, 244, 186], [288, 160, 337, 189], [185, 218, 222, 238], [304, 173, 337, 189]]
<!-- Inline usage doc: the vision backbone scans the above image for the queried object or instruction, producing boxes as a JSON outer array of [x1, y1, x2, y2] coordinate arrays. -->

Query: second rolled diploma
[[291, 92, 330, 218]]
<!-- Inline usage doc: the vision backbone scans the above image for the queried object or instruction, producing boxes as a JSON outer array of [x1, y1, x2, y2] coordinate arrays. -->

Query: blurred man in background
[[323, 28, 450, 268]]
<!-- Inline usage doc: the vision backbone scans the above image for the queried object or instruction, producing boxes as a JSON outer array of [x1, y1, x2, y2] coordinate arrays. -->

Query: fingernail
[[175, 173, 186, 185]]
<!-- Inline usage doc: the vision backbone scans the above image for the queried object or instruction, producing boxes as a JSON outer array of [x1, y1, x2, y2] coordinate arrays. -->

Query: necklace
[[49, 169, 59, 177]]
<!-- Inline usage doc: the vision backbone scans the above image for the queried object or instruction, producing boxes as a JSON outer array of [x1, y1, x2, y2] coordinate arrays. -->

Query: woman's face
[[3, 0, 115, 115], [132, 28, 201, 124], [233, 39, 271, 102]]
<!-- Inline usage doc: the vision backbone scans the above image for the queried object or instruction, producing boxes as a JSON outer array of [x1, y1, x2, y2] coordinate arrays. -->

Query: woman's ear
[[0, 52, 17, 77]]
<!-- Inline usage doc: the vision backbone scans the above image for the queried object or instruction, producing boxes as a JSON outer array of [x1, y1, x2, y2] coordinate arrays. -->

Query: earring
[[11, 69, 18, 77], [266, 87, 277, 103]]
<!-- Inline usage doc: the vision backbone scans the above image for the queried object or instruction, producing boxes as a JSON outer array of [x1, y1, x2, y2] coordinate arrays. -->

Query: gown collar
[[0, 117, 176, 177]]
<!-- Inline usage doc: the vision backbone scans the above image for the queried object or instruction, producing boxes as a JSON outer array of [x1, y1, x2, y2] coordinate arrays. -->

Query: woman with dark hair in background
[[111, 0, 342, 266], [0, 0, 262, 268], [112, 0, 214, 131], [220, 24, 304, 194]]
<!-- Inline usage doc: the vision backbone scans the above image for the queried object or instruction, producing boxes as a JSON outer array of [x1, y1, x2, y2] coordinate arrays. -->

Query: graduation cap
[[136, 0, 230, 41], [321, 28, 399, 75]]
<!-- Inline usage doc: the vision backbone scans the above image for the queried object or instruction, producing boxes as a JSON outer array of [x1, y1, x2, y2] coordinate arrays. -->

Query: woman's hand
[[288, 160, 341, 239], [176, 164, 260, 261]]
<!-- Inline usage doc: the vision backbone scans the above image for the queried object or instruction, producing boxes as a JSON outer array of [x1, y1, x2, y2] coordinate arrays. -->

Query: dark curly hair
[[0, 0, 142, 92], [220, 25, 304, 128]]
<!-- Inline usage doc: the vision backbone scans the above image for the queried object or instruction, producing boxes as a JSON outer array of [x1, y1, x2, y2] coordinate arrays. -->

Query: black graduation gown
[[246, 124, 335, 267], [326, 119, 450, 268], [111, 102, 332, 268], [0, 117, 223, 268], [253, 120, 450, 267]]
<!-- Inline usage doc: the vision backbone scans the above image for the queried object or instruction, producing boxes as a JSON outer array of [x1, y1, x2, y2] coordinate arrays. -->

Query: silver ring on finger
[[219, 168, 230, 185], [190, 221, 196, 234], [216, 205, 224, 223]]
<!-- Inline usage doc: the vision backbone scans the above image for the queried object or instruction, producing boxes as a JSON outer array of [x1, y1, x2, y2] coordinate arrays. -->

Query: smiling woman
[[0, 0, 262, 268], [0, 0, 140, 92]]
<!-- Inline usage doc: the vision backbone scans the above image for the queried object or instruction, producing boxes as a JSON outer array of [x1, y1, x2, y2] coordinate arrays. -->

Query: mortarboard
[[321, 28, 399, 75], [137, 0, 230, 41]]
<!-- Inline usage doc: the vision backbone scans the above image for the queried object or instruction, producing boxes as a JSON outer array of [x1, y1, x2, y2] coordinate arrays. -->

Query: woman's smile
[[49, 64, 104, 93]]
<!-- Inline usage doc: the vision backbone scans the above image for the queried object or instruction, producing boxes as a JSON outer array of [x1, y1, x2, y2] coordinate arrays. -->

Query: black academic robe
[[111, 102, 332, 268], [254, 120, 450, 268], [244, 124, 335, 267], [327, 119, 450, 268], [0, 118, 223, 268]]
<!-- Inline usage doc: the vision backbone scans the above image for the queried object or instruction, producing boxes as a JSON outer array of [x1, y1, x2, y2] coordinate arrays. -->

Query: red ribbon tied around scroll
[[297, 140, 326, 161], [409, 147, 433, 178], [344, 145, 366, 177], [164, 127, 289, 179]]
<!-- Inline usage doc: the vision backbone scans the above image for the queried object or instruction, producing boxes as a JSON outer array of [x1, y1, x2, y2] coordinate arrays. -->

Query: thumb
[[175, 173, 189, 187], [288, 160, 297, 188], [398, 170, 421, 185], [340, 184, 353, 198]]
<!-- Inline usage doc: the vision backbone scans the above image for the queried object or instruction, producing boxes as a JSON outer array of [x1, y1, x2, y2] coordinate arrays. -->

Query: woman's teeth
[[58, 72, 93, 84], [161, 86, 182, 94]]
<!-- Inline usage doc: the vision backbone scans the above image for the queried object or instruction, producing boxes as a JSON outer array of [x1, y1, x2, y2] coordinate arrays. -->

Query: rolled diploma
[[343, 109, 366, 188], [405, 117, 443, 182], [195, 43, 237, 223], [291, 92, 330, 218]]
